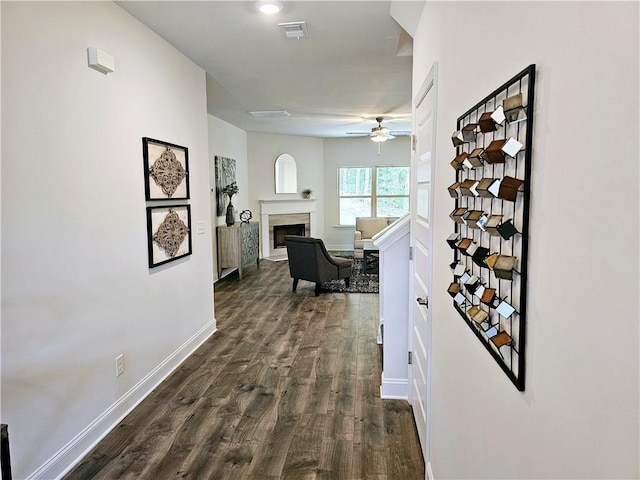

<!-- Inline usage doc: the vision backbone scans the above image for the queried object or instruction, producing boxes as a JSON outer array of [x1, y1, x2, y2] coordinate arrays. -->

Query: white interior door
[[409, 63, 437, 468]]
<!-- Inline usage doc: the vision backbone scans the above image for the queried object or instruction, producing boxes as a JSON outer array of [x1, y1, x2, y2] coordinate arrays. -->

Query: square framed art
[[146, 204, 192, 267], [143, 137, 190, 200]]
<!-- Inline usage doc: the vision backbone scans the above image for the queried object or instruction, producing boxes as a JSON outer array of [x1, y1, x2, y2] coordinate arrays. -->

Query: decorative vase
[[225, 198, 236, 226]]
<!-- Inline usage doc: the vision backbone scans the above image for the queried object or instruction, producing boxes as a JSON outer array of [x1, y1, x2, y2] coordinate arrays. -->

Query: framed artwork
[[146, 205, 192, 268], [143, 137, 190, 200], [214, 156, 236, 216]]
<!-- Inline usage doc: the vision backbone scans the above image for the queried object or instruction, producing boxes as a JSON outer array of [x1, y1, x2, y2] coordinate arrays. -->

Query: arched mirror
[[275, 153, 297, 193]]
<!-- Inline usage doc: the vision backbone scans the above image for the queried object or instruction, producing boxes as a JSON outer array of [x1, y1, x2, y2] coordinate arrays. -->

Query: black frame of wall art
[[143, 137, 190, 201], [448, 64, 535, 391], [146, 204, 192, 268]]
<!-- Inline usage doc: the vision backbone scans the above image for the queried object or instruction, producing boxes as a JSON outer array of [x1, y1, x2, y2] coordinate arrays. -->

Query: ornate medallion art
[[143, 139, 191, 268], [143, 137, 189, 201], [149, 147, 187, 198], [153, 210, 189, 257]]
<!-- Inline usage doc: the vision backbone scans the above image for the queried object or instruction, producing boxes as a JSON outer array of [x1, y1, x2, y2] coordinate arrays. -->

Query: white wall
[[1, 2, 214, 478], [413, 2, 639, 478], [247, 132, 325, 254], [208, 114, 248, 280], [323, 136, 411, 250]]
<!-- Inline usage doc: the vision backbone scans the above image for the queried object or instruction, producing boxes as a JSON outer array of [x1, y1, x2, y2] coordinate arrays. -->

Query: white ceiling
[[116, 1, 420, 138]]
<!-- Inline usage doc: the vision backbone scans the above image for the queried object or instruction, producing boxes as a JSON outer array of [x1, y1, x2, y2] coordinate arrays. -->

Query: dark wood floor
[[65, 259, 424, 479]]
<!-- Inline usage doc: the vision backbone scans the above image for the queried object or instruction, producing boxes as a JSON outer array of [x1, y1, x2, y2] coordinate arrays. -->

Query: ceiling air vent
[[277, 21, 308, 39], [247, 110, 291, 118]]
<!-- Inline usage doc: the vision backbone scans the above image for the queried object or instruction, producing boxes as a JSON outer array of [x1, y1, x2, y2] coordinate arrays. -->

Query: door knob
[[416, 297, 429, 307]]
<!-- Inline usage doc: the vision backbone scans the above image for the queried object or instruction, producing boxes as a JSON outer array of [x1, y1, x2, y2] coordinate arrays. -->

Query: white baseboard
[[426, 461, 434, 480], [29, 319, 217, 480], [380, 376, 408, 399]]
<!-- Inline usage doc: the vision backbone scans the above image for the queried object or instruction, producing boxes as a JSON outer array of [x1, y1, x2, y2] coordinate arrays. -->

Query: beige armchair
[[353, 217, 398, 258]]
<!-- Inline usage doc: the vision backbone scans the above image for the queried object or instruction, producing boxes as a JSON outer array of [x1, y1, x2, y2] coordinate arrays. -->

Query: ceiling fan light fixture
[[256, 1, 283, 15], [368, 117, 396, 142]]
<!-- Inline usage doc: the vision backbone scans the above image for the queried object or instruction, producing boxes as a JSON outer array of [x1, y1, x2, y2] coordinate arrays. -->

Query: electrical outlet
[[115, 354, 124, 377]]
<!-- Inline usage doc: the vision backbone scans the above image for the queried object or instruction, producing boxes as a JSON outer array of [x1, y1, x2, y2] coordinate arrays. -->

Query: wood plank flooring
[[64, 259, 424, 479]]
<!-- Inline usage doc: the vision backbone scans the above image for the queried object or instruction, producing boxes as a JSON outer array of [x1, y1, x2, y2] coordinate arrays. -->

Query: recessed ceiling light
[[256, 1, 283, 15]]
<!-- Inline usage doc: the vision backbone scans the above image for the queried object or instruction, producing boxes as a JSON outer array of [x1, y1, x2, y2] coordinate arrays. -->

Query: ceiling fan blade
[[346, 115, 411, 138]]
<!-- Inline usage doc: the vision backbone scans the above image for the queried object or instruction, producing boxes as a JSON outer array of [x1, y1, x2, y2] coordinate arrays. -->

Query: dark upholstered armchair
[[284, 236, 352, 296]]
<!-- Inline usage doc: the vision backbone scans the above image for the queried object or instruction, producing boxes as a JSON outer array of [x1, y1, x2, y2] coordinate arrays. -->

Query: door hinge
[[411, 134, 417, 151], [408, 351, 413, 365], [409, 246, 413, 260]]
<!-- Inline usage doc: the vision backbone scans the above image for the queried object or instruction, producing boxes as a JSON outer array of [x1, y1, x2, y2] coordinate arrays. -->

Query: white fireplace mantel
[[259, 199, 316, 215], [259, 199, 317, 259]]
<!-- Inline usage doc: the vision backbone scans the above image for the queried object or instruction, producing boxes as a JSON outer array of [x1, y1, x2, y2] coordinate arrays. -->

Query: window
[[338, 166, 410, 225]]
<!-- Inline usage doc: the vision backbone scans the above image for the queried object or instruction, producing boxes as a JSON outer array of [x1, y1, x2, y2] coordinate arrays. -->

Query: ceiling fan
[[346, 116, 411, 154]]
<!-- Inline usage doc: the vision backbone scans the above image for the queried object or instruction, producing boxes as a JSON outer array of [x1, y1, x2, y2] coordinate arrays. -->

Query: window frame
[[337, 165, 410, 226]]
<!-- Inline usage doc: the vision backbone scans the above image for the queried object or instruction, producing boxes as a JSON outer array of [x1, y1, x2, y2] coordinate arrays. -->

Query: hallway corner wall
[[413, 2, 639, 478]]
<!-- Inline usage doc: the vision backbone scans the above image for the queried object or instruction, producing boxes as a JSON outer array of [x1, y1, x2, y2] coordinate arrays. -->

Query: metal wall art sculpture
[[447, 65, 535, 391]]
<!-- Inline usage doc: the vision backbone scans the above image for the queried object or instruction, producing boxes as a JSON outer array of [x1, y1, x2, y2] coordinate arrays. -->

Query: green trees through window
[[338, 166, 410, 225]]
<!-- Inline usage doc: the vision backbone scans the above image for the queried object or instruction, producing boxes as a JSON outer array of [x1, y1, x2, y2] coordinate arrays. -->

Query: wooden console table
[[217, 222, 260, 280]]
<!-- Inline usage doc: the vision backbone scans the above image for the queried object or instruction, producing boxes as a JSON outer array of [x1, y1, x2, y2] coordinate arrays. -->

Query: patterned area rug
[[320, 255, 379, 294]]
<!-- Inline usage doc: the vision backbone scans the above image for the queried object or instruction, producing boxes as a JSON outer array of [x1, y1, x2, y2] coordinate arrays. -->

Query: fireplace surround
[[259, 199, 317, 259]]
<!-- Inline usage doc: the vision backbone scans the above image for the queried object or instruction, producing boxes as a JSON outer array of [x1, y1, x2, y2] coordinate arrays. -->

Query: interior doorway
[[409, 63, 438, 476]]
